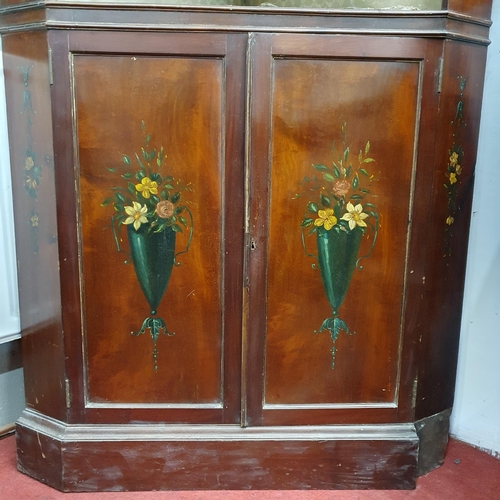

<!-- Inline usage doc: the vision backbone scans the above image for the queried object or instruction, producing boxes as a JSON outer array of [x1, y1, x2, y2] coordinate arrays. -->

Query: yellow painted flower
[[135, 177, 158, 199], [449, 173, 457, 185], [341, 202, 369, 230], [123, 201, 148, 230], [24, 157, 34, 171], [455, 164, 462, 175], [446, 216, 454, 225], [314, 209, 337, 231], [25, 176, 37, 189], [449, 152, 459, 167]]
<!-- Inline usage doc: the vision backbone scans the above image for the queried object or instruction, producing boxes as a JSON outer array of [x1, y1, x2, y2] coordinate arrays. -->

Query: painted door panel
[[53, 31, 246, 423], [245, 34, 440, 425]]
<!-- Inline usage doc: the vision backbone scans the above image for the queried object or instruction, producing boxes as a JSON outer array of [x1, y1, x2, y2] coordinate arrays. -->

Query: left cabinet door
[[49, 31, 247, 424]]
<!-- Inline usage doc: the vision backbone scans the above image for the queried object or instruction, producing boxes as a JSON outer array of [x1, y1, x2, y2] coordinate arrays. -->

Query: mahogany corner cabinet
[[0, 0, 492, 491]]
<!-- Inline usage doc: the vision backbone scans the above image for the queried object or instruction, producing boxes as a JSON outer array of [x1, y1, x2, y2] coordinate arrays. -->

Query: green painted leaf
[[174, 206, 185, 215], [123, 155, 131, 165], [150, 195, 160, 204], [350, 194, 362, 200], [179, 216, 187, 227], [101, 198, 113, 206], [301, 218, 314, 228], [164, 176, 174, 182], [363, 158, 375, 163], [308, 226, 317, 236], [115, 192, 126, 203], [127, 182, 136, 195], [345, 166, 352, 178], [165, 184, 174, 190], [172, 224, 182, 233], [135, 170, 145, 181], [333, 166, 341, 178], [146, 134, 151, 144], [352, 174, 359, 189], [307, 202, 318, 213], [320, 193, 331, 208], [343, 147, 349, 162], [360, 188, 370, 194], [171, 192, 180, 204], [360, 168, 369, 177], [122, 172, 133, 179], [312, 164, 329, 172], [106, 167, 117, 173], [161, 189, 169, 200], [365, 141, 370, 154], [323, 173, 335, 182]]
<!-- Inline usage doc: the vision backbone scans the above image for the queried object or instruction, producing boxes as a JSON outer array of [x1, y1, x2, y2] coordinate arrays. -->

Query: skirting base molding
[[16, 408, 419, 491]]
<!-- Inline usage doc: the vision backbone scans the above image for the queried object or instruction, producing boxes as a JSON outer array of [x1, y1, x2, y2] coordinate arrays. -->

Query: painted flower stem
[[131, 315, 175, 372], [315, 313, 355, 369]]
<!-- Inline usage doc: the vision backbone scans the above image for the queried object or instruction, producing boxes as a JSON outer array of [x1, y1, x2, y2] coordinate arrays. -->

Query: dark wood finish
[[0, 3, 492, 46], [0, 0, 492, 492], [16, 408, 418, 491], [48, 30, 246, 424], [2, 30, 66, 422], [246, 34, 442, 427], [415, 39, 488, 420]]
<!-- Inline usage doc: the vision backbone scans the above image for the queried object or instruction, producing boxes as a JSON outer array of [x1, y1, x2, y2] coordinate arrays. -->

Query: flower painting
[[444, 76, 467, 257], [102, 122, 194, 370], [294, 122, 380, 368]]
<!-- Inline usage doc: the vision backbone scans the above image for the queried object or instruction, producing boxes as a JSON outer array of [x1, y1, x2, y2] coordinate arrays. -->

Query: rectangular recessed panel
[[264, 58, 420, 405], [74, 55, 223, 404]]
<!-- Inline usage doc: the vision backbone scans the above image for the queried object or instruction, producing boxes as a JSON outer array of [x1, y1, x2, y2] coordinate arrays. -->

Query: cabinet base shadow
[[16, 408, 418, 492]]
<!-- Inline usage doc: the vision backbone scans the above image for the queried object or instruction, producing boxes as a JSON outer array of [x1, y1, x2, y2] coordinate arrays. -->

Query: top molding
[[0, 0, 492, 45]]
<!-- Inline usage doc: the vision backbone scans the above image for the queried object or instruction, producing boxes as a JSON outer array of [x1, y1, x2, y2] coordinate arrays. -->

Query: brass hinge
[[437, 56, 444, 94], [65, 378, 71, 408], [48, 47, 54, 85]]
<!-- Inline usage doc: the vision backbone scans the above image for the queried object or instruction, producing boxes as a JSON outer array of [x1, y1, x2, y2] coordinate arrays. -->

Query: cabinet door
[[50, 31, 246, 424], [245, 34, 441, 426]]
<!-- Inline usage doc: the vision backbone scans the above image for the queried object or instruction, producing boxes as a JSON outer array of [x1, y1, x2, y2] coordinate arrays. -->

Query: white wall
[[0, 37, 24, 428], [0, 38, 20, 344], [450, 1, 500, 457]]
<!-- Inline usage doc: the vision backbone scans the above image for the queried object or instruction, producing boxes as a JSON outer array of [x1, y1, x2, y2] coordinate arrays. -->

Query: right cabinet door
[[245, 34, 442, 426]]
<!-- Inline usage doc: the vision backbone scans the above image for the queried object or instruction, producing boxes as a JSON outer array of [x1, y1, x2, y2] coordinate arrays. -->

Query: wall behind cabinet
[[450, 0, 500, 457], [0, 37, 24, 429]]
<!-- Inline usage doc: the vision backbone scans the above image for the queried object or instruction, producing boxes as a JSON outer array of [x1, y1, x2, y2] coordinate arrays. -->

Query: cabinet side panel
[[415, 40, 488, 420], [2, 31, 66, 421]]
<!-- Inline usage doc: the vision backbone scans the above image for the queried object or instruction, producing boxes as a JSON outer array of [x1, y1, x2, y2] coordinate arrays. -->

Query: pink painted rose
[[332, 179, 350, 197], [156, 200, 175, 219]]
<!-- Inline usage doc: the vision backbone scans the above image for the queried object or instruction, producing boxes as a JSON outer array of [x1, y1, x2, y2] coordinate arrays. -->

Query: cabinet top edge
[[0, 1, 491, 44], [0, 1, 492, 25]]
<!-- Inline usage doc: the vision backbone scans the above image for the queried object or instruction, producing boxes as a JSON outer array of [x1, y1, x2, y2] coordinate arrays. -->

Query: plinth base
[[16, 409, 418, 492]]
